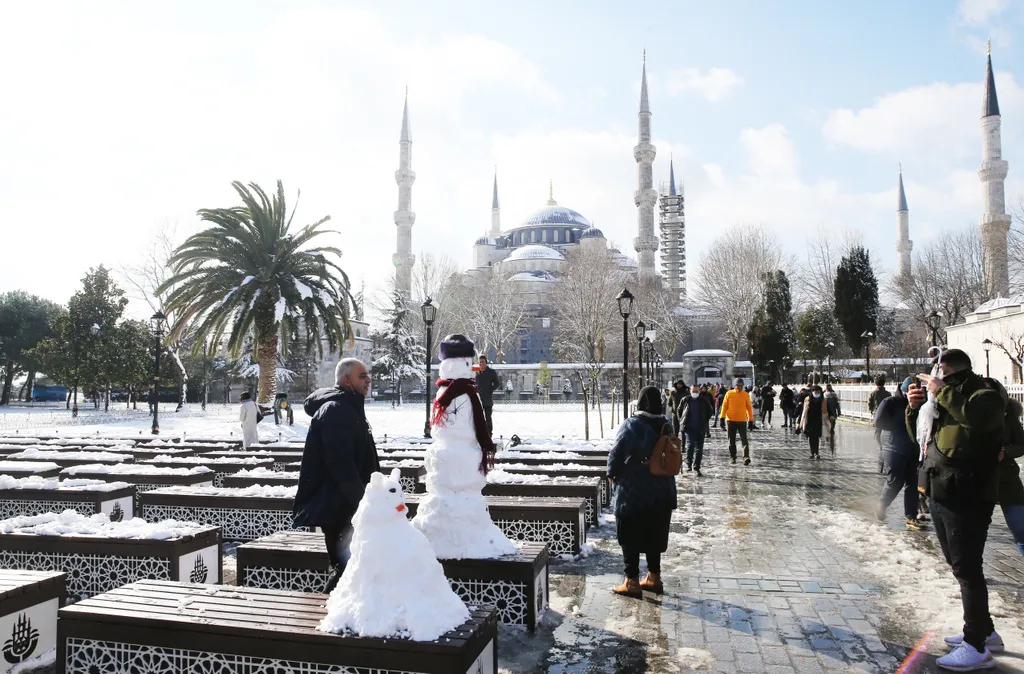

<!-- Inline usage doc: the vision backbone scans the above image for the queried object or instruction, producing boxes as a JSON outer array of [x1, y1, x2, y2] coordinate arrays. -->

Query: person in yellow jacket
[[720, 378, 754, 465]]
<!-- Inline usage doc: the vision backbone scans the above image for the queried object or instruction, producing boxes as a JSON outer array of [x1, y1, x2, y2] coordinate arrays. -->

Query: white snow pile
[[234, 467, 300, 479], [496, 450, 587, 460], [485, 470, 595, 486], [0, 461, 61, 472], [9, 448, 127, 461], [0, 476, 130, 492], [145, 455, 271, 465], [378, 458, 424, 468], [62, 464, 213, 476], [141, 440, 235, 448], [812, 509, 1024, 653], [507, 439, 612, 452], [8, 646, 55, 674], [0, 511, 205, 539], [318, 469, 468, 641], [497, 462, 601, 472], [149, 484, 298, 498]]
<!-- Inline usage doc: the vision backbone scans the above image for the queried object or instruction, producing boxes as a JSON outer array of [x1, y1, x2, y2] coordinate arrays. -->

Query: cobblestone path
[[501, 422, 1024, 674]]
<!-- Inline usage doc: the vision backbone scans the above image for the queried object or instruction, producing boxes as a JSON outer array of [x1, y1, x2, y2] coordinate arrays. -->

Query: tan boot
[[639, 572, 663, 594], [612, 577, 642, 598]]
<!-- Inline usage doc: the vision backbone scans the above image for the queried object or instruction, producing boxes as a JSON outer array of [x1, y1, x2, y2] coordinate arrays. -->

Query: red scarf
[[432, 378, 496, 474]]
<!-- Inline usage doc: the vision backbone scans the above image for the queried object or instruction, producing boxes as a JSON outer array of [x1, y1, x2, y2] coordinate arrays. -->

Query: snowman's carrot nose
[[396, 504, 406, 513]]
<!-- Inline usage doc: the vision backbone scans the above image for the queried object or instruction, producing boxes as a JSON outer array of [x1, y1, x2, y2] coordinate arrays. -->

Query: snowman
[[412, 334, 518, 559], [318, 468, 469, 642]]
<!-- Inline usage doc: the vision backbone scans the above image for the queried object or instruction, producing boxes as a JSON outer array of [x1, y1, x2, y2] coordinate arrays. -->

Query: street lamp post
[[150, 311, 165, 435], [928, 310, 941, 347], [633, 320, 645, 387], [201, 340, 208, 412], [420, 298, 437, 439], [801, 350, 809, 384], [826, 342, 835, 383], [643, 339, 653, 385], [616, 289, 634, 420], [767, 359, 775, 383], [861, 331, 874, 383], [983, 338, 992, 378]]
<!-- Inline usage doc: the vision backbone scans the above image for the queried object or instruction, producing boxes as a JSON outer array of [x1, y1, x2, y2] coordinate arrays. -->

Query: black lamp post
[[150, 311, 165, 435], [767, 359, 775, 383], [616, 289, 634, 419], [826, 341, 835, 383], [420, 297, 437, 439], [983, 338, 992, 378], [643, 338, 653, 384], [861, 331, 874, 383], [928, 310, 941, 347], [801, 349, 809, 384], [633, 320, 645, 386], [201, 339, 208, 412], [656, 355, 663, 389]]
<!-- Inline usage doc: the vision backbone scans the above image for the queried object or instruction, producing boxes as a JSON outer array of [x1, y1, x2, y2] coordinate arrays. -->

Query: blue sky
[[1, 0, 1021, 312]]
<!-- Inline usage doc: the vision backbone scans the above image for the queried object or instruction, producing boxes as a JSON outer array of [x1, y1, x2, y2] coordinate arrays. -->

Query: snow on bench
[[0, 461, 62, 479], [483, 473, 602, 526], [139, 485, 302, 542], [60, 464, 215, 510], [57, 581, 497, 674], [5, 449, 133, 469], [0, 512, 220, 601], [138, 455, 273, 487], [0, 476, 135, 521], [497, 464, 610, 506], [221, 463, 426, 494], [203, 449, 304, 469]]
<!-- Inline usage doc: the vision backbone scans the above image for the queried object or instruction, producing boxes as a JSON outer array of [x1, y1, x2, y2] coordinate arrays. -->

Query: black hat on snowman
[[439, 334, 475, 360]]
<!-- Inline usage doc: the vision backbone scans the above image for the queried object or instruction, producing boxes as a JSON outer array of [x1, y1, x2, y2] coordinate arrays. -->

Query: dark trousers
[[482, 404, 493, 434], [623, 549, 661, 578], [880, 451, 919, 520], [322, 522, 355, 593], [761, 409, 773, 424], [809, 435, 820, 456], [781, 405, 794, 426], [684, 428, 704, 470], [726, 421, 749, 459], [930, 498, 996, 651]]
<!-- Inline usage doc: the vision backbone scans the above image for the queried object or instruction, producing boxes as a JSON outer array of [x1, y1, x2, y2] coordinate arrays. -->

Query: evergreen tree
[[796, 305, 844, 368], [746, 270, 794, 382], [833, 245, 879, 354], [0, 292, 61, 403], [370, 287, 425, 406]]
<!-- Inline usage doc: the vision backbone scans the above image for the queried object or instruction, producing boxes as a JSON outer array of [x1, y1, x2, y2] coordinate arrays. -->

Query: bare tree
[[632, 277, 691, 361], [1009, 198, 1024, 293], [692, 226, 787, 353], [994, 327, 1024, 384], [458, 273, 529, 363]]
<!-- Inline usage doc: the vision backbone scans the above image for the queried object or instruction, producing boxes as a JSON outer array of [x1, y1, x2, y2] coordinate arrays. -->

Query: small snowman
[[412, 334, 518, 559], [318, 468, 469, 642]]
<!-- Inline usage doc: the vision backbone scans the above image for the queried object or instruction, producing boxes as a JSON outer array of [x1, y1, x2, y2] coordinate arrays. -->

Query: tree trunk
[[23, 371, 35, 401], [0, 360, 14, 405], [256, 333, 279, 405], [577, 372, 589, 440], [104, 385, 110, 412], [66, 389, 71, 409], [597, 390, 604, 439]]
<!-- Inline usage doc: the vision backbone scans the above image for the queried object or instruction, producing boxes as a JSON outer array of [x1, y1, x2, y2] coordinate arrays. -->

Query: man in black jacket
[[475, 355, 500, 434], [679, 383, 714, 476], [293, 358, 380, 592], [668, 379, 688, 436]]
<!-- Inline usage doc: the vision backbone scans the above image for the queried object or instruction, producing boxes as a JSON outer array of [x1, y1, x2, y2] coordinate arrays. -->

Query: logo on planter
[[109, 503, 124, 522], [3, 613, 38, 663], [189, 556, 208, 584]]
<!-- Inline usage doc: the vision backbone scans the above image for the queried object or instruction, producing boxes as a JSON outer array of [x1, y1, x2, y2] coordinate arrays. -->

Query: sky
[[2, 0, 1023, 317]]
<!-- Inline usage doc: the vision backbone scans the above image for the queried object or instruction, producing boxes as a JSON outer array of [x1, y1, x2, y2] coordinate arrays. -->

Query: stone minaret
[[979, 43, 1010, 299], [633, 52, 659, 279], [490, 169, 501, 236], [393, 90, 416, 297], [659, 156, 686, 299], [896, 164, 912, 279]]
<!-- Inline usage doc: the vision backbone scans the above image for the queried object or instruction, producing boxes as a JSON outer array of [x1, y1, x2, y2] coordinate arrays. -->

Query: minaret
[[659, 155, 686, 299], [979, 41, 1010, 299], [896, 164, 912, 279], [633, 52, 659, 279], [489, 169, 501, 236], [393, 89, 416, 298]]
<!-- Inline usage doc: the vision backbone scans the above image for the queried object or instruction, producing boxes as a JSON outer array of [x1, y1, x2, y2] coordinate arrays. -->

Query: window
[[553, 229, 560, 243], [542, 229, 548, 242], [565, 229, 571, 243], [541, 317, 551, 328], [530, 230, 536, 243]]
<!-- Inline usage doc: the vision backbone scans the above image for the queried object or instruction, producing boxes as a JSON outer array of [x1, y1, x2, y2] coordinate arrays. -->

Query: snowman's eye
[[388, 488, 396, 493]]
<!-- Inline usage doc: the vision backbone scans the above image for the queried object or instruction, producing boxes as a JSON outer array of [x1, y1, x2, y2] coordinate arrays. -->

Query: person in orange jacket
[[720, 378, 754, 465]]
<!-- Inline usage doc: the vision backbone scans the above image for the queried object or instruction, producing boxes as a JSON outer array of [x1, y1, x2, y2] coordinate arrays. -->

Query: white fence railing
[[832, 383, 1024, 422]]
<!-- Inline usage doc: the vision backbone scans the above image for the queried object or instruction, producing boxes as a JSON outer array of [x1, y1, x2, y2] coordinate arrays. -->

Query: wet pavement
[[501, 421, 1024, 674]]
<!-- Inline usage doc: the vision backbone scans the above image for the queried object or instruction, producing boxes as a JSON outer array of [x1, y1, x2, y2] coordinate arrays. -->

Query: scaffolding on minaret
[[659, 156, 686, 300]]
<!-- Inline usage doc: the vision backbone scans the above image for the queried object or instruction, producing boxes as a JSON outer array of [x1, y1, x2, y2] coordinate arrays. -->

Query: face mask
[[691, 392, 699, 398], [813, 393, 821, 399]]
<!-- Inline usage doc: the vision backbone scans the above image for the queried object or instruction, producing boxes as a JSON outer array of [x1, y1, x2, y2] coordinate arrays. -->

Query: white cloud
[[665, 67, 743, 102], [958, 0, 1010, 25]]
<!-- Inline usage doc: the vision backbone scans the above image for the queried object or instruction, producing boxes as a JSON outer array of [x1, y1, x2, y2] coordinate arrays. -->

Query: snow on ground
[[0, 511, 207, 539]]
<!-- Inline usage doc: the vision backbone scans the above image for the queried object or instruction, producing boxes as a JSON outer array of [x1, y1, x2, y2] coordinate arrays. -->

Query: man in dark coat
[[678, 383, 713, 475], [779, 384, 795, 428], [293, 358, 380, 593], [668, 379, 688, 436], [908, 349, 1005, 669], [874, 378, 924, 529], [475, 355, 500, 434]]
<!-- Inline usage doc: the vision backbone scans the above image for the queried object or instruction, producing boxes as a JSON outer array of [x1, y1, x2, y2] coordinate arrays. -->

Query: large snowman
[[411, 334, 518, 559]]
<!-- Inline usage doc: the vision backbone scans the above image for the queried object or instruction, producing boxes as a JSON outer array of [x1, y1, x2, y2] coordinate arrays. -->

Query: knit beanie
[[637, 386, 664, 416]]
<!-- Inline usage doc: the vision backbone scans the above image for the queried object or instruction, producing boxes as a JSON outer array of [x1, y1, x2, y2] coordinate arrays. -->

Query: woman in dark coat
[[607, 386, 678, 597], [760, 383, 776, 426], [873, 378, 925, 529], [799, 385, 831, 460]]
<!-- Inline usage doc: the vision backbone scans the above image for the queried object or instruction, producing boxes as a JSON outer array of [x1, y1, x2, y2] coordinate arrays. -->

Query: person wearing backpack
[[607, 386, 678, 598]]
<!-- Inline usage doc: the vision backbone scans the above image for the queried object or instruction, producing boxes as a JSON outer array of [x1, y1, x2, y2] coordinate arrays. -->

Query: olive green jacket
[[907, 370, 1005, 503], [1000, 398, 1024, 506]]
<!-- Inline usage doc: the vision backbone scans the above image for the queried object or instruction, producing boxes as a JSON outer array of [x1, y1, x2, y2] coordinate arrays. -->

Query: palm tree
[[158, 180, 353, 403]]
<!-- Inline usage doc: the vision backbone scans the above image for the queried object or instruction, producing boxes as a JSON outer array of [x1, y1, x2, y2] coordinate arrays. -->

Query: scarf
[[432, 378, 495, 473]]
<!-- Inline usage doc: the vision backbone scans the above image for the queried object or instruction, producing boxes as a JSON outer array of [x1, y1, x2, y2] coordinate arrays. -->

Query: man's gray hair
[[335, 358, 364, 387]]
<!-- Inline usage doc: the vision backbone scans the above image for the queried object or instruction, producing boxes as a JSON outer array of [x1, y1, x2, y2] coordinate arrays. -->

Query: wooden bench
[[238, 531, 549, 631], [136, 440, 241, 454], [0, 481, 136, 522], [138, 456, 273, 487], [495, 455, 607, 467], [499, 466, 610, 506], [139, 486, 305, 542], [60, 466, 215, 511], [0, 523, 221, 601], [57, 580, 497, 674], [0, 570, 65, 670], [221, 469, 298, 489], [484, 479, 601, 526], [0, 461, 62, 479], [5, 450, 133, 469], [203, 449, 304, 469]]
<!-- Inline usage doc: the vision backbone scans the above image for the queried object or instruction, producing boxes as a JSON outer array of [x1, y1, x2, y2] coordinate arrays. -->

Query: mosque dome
[[508, 270, 557, 283], [580, 228, 605, 239], [505, 244, 565, 262], [522, 205, 592, 228]]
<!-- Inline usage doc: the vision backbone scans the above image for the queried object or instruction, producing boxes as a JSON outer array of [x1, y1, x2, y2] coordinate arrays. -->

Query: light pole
[[983, 338, 992, 378], [634, 320, 645, 387], [801, 349, 809, 384], [861, 331, 874, 383], [644, 338, 653, 385], [928, 310, 941, 347], [616, 289, 634, 419], [201, 339, 208, 412], [826, 342, 835, 383], [150, 311, 165, 435], [420, 298, 437, 439], [767, 359, 775, 383]]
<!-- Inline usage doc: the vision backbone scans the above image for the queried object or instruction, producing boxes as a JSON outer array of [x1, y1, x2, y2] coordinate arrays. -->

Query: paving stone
[[762, 646, 792, 665], [735, 652, 766, 672]]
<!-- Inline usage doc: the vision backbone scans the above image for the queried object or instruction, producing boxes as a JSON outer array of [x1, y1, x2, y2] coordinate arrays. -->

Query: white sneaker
[[936, 642, 996, 671], [944, 631, 1004, 653]]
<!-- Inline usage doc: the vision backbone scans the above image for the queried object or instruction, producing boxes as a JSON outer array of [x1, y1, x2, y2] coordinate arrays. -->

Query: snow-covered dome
[[505, 245, 565, 262], [522, 205, 591, 228], [508, 270, 557, 283], [972, 294, 1024, 314], [474, 236, 496, 246], [580, 228, 605, 239]]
